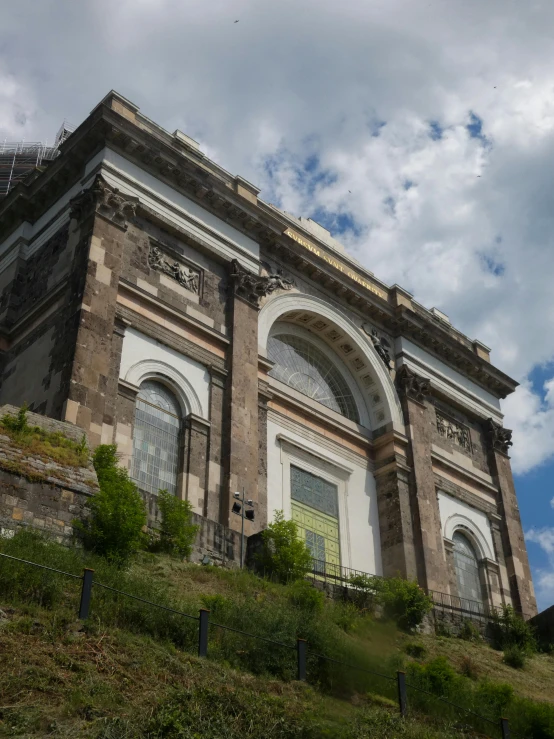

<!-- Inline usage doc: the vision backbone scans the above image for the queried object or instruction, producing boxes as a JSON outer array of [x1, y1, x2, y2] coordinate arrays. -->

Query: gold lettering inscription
[[283, 228, 387, 300]]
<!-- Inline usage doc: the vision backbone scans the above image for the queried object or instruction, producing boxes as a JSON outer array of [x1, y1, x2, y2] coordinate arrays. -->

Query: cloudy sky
[[2, 0, 554, 609]]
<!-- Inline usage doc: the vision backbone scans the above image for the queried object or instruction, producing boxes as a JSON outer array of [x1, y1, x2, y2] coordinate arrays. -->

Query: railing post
[[397, 671, 407, 717], [500, 718, 510, 738], [297, 638, 307, 681], [198, 609, 209, 658], [79, 568, 94, 620]]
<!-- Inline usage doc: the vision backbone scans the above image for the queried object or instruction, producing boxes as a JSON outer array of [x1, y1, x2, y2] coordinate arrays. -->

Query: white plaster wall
[[437, 491, 495, 561], [397, 337, 502, 420], [98, 148, 259, 270], [267, 417, 382, 576], [120, 328, 210, 420]]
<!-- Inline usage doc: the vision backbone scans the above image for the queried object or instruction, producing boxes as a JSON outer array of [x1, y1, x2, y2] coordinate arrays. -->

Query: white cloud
[[2, 0, 554, 474], [502, 379, 554, 475], [526, 528, 554, 611]]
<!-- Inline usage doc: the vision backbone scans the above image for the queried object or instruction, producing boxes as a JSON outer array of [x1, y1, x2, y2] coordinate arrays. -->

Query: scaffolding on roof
[[0, 120, 76, 198]]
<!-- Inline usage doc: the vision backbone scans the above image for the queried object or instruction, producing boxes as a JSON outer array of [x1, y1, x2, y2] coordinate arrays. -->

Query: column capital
[[396, 364, 431, 404], [70, 173, 139, 231], [484, 418, 513, 455]]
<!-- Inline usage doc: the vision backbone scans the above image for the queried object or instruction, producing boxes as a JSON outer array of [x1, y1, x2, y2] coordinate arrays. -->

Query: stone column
[[396, 365, 450, 593], [222, 261, 262, 535], [182, 413, 210, 514], [373, 437, 419, 580], [206, 365, 227, 522], [62, 174, 139, 449], [257, 379, 272, 534], [485, 419, 537, 617]]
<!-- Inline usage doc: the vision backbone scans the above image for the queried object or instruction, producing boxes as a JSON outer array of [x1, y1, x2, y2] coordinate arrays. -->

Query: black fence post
[[500, 718, 510, 739], [198, 609, 209, 658], [297, 639, 307, 681], [79, 568, 94, 620], [397, 671, 407, 717]]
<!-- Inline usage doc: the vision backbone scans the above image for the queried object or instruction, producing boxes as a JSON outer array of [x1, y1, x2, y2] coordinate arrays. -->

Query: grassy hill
[[1, 531, 553, 738]]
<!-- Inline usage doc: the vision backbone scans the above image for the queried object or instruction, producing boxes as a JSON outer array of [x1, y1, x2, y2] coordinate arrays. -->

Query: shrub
[[348, 573, 381, 611], [257, 511, 313, 583], [153, 490, 199, 558], [503, 644, 527, 669], [378, 578, 433, 631], [73, 445, 147, 564], [404, 641, 427, 659], [1, 403, 30, 433], [286, 579, 325, 613], [490, 605, 536, 654], [475, 680, 514, 717], [459, 655, 480, 680], [407, 656, 460, 697], [458, 619, 481, 642]]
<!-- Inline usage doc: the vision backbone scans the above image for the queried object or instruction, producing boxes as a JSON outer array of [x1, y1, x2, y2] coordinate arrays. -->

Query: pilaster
[[485, 419, 537, 617], [183, 413, 210, 514], [396, 365, 450, 593]]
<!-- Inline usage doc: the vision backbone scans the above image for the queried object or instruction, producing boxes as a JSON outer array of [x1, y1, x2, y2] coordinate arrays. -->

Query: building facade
[[0, 91, 537, 617]]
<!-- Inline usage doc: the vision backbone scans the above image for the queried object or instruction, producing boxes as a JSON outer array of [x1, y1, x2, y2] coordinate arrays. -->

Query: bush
[[503, 644, 527, 669], [348, 573, 381, 611], [153, 490, 199, 558], [407, 656, 460, 697], [73, 445, 146, 564], [458, 619, 481, 642], [459, 655, 480, 680], [378, 578, 433, 631], [404, 641, 427, 659], [257, 511, 313, 583], [1, 403, 30, 433], [475, 680, 514, 717], [490, 605, 536, 654], [286, 579, 325, 613]]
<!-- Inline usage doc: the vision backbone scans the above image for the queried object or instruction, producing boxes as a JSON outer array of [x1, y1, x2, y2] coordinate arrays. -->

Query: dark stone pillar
[[63, 174, 139, 449], [206, 366, 227, 522], [183, 413, 210, 513], [396, 365, 450, 593], [485, 419, 537, 617], [374, 439, 419, 580]]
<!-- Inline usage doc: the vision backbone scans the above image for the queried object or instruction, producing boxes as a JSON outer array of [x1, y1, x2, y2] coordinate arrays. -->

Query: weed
[[458, 655, 480, 680], [404, 641, 427, 659], [503, 644, 527, 669], [458, 619, 481, 642]]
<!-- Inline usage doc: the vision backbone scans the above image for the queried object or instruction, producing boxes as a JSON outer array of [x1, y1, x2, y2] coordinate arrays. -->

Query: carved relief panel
[[148, 244, 202, 295], [436, 410, 472, 452]]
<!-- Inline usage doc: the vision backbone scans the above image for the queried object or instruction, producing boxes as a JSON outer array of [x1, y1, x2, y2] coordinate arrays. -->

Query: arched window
[[131, 380, 181, 495], [453, 531, 485, 610], [267, 333, 359, 422]]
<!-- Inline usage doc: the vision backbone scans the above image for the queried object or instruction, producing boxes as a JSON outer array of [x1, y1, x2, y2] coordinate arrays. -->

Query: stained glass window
[[267, 333, 359, 422], [306, 530, 326, 572], [131, 380, 181, 496], [453, 532, 484, 609], [291, 466, 339, 518]]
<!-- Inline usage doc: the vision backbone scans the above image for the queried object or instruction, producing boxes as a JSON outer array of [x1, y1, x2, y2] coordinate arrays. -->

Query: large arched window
[[131, 380, 181, 495], [267, 333, 359, 422], [453, 531, 485, 610]]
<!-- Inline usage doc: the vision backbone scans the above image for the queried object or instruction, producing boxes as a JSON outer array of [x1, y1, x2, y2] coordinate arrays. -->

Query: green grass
[[1, 530, 554, 738]]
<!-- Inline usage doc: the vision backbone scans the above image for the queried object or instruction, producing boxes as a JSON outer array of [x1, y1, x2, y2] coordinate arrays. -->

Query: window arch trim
[[124, 359, 204, 418], [444, 513, 494, 561]]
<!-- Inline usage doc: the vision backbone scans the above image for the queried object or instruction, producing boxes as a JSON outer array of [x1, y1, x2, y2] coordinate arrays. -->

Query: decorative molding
[[148, 244, 201, 294], [484, 418, 513, 455], [123, 358, 204, 418], [69, 174, 139, 230], [230, 258, 294, 307], [436, 410, 471, 452], [396, 364, 431, 403]]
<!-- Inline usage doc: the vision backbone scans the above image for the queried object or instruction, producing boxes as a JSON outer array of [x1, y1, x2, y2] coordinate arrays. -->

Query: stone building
[[0, 91, 536, 617]]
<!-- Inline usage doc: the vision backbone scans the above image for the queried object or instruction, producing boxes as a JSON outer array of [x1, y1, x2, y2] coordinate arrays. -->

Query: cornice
[[0, 95, 517, 400]]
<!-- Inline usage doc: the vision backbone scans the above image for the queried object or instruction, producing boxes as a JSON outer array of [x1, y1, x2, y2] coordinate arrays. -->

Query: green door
[[290, 465, 340, 576]]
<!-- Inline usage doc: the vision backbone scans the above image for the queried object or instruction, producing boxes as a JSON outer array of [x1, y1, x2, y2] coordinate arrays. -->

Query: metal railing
[[0, 550, 517, 738], [308, 557, 380, 585]]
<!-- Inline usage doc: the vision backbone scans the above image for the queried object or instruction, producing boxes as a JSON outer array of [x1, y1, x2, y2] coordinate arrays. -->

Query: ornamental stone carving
[[484, 418, 513, 454], [396, 364, 431, 403], [230, 259, 294, 306], [436, 411, 471, 452], [69, 174, 139, 230], [363, 323, 394, 371], [148, 245, 200, 294]]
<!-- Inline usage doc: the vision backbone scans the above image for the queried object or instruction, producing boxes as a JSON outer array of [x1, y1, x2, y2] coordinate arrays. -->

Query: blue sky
[[2, 0, 554, 610]]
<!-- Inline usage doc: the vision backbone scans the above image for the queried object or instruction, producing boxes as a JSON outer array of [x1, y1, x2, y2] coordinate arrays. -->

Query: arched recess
[[124, 359, 204, 418], [443, 513, 494, 561], [258, 293, 403, 431]]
